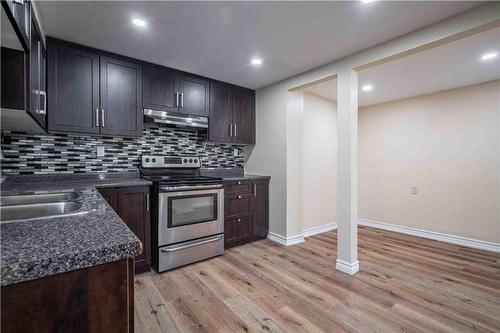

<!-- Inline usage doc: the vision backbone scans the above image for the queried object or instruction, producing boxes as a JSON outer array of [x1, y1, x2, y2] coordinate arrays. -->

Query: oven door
[[158, 186, 224, 246]]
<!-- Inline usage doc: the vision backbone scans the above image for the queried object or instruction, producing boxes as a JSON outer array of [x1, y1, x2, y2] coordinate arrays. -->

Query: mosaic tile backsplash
[[1, 125, 245, 175]]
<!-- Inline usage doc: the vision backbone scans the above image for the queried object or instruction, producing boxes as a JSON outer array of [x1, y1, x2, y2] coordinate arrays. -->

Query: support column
[[336, 69, 359, 275]]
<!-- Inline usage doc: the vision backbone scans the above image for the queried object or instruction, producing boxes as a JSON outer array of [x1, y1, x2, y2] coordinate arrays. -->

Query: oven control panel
[[141, 155, 201, 168]]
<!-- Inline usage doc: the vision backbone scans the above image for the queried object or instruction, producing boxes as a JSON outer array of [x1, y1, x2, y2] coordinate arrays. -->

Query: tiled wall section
[[1, 125, 245, 174]]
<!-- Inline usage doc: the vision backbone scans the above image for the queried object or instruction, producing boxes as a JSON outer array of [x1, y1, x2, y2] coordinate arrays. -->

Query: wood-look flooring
[[134, 226, 500, 332]]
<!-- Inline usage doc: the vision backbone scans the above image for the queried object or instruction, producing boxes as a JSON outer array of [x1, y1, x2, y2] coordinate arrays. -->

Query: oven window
[[168, 193, 218, 227]]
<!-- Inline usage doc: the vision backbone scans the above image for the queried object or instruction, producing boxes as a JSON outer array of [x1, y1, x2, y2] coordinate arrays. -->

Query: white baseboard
[[303, 222, 338, 237], [359, 218, 500, 254], [336, 259, 359, 275], [267, 231, 305, 246]]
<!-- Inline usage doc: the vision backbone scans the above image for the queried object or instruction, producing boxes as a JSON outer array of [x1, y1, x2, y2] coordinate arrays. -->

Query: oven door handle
[[161, 184, 222, 191], [160, 236, 222, 253]]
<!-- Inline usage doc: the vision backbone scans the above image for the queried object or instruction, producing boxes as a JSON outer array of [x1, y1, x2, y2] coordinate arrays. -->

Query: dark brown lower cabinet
[[253, 179, 269, 240], [98, 186, 151, 273], [223, 178, 269, 249], [1, 258, 134, 333]]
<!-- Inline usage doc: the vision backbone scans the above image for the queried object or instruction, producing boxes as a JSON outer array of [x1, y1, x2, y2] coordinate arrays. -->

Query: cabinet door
[[224, 215, 253, 248], [209, 82, 232, 143], [100, 56, 143, 137], [225, 194, 253, 219], [98, 187, 118, 211], [47, 40, 100, 134], [117, 186, 151, 273], [232, 87, 255, 144], [253, 180, 269, 240], [143, 65, 178, 112], [178, 74, 209, 116]]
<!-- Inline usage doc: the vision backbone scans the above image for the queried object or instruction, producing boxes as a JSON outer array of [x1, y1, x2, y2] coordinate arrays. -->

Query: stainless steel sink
[[0, 192, 82, 206], [0, 201, 83, 222]]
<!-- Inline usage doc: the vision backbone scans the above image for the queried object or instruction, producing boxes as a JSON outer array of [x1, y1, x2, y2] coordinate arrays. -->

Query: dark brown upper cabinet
[[1, 1, 48, 133], [143, 65, 178, 113], [100, 56, 142, 137], [209, 83, 255, 144], [177, 74, 209, 116], [143, 65, 209, 117], [232, 87, 255, 144], [47, 38, 142, 137], [209, 82, 232, 143], [48, 40, 100, 134]]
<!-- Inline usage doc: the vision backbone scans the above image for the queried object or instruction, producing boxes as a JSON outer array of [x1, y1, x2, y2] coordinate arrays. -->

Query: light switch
[[97, 146, 105, 157], [411, 186, 418, 194]]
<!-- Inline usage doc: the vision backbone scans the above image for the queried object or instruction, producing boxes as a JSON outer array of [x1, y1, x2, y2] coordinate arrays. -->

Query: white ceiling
[[36, 1, 481, 89], [304, 26, 500, 107]]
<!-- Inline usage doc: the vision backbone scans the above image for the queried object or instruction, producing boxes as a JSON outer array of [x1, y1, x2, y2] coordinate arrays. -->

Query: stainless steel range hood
[[144, 109, 208, 129]]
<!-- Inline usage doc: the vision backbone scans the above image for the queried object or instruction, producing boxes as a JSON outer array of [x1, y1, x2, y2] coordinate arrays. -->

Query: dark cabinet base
[[98, 186, 151, 273], [1, 259, 134, 333], [223, 178, 269, 249]]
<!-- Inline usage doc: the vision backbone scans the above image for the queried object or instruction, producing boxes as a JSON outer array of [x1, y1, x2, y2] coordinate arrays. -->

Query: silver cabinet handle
[[101, 108, 105, 127], [237, 218, 241, 222], [95, 108, 100, 127], [175, 92, 179, 107], [180, 92, 184, 108], [237, 195, 242, 199], [39, 91, 46, 114], [253, 184, 257, 197], [160, 236, 222, 252], [146, 193, 150, 212], [237, 181, 241, 185], [234, 124, 237, 137], [229, 123, 233, 137]]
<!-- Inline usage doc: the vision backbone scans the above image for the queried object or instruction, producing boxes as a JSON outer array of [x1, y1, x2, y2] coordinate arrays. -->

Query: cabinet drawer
[[224, 180, 253, 196], [225, 194, 253, 218], [224, 215, 253, 248]]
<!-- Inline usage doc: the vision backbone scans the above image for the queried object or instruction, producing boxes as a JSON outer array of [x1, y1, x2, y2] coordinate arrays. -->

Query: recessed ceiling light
[[361, 0, 376, 3], [251, 58, 263, 66], [361, 84, 373, 92], [132, 18, 147, 27], [481, 52, 498, 61]]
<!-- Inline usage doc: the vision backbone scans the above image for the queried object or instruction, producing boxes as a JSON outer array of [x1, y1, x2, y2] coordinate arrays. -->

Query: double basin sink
[[0, 192, 84, 222]]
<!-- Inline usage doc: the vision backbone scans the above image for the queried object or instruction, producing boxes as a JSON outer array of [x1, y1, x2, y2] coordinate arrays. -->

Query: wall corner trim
[[303, 222, 338, 237], [359, 218, 500, 254], [267, 232, 305, 246], [336, 259, 359, 275]]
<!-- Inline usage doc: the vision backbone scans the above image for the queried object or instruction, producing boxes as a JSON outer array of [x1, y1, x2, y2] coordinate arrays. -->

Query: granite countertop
[[0, 172, 152, 286], [200, 167, 270, 181], [221, 174, 271, 181]]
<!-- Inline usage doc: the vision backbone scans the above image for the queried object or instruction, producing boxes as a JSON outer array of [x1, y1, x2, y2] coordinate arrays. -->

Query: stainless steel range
[[140, 155, 224, 272]]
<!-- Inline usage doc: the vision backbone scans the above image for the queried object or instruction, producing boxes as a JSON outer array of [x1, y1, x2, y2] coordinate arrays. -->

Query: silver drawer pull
[[237, 218, 241, 222], [237, 181, 242, 185], [237, 195, 242, 199], [161, 236, 222, 253]]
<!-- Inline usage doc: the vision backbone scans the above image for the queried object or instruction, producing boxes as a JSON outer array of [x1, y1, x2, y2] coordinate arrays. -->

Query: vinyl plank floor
[[135, 226, 500, 333]]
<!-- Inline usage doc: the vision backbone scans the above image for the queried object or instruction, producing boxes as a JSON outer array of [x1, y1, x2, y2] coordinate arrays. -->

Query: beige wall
[[246, 4, 499, 239], [302, 93, 337, 230], [359, 81, 500, 243]]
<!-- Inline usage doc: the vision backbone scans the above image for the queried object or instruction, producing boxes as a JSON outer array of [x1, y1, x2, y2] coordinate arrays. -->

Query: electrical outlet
[[97, 146, 105, 157], [233, 149, 239, 157], [411, 186, 418, 195]]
